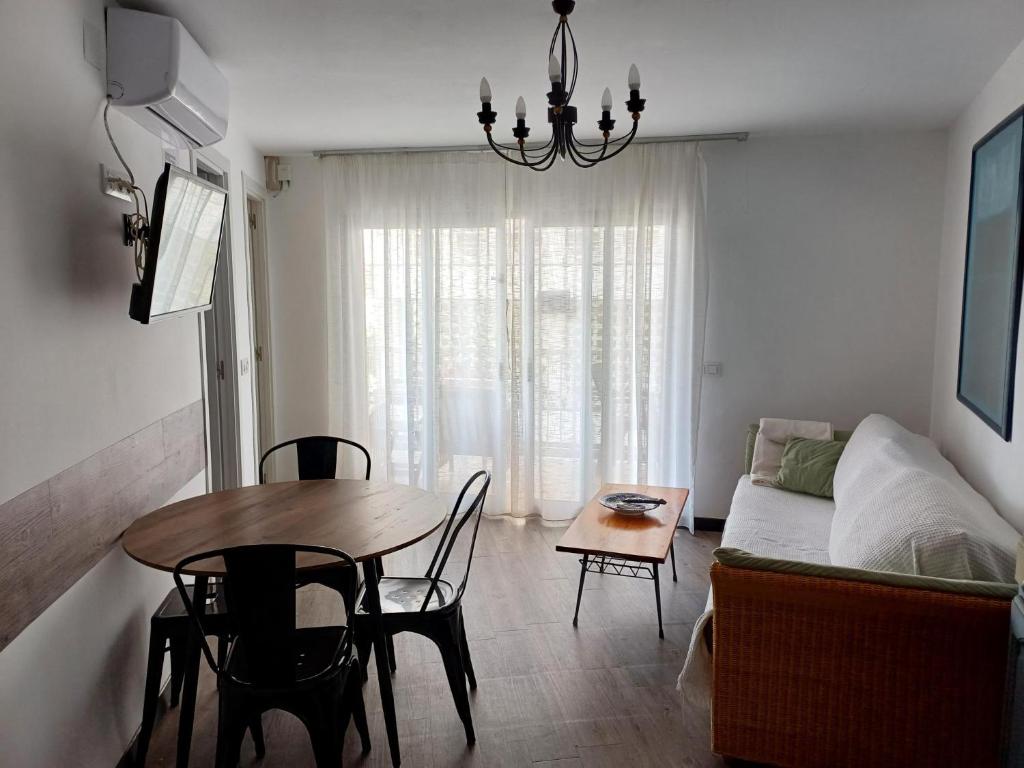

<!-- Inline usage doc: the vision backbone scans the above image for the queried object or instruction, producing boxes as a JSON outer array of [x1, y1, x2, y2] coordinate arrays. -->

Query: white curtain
[[323, 143, 706, 526]]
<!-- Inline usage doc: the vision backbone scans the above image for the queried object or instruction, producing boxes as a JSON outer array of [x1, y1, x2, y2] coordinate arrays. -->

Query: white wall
[[267, 136, 948, 519], [265, 156, 330, 443], [0, 0, 263, 765], [697, 132, 948, 517], [931, 38, 1024, 533]]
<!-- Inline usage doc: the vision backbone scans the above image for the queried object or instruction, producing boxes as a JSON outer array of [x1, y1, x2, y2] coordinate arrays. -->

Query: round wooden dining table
[[122, 479, 447, 768]]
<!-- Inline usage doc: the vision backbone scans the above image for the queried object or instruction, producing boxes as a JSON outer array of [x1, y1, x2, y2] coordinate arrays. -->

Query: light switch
[[240, 357, 250, 376]]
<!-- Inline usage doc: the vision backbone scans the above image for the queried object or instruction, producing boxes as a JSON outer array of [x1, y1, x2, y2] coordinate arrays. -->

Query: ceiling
[[138, 0, 1024, 154]]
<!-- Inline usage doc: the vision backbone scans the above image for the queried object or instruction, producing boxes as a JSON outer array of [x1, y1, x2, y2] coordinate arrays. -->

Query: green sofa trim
[[713, 547, 1017, 600]]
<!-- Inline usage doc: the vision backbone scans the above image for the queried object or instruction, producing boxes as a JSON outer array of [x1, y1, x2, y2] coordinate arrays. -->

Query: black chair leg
[[216, 634, 228, 678], [386, 633, 397, 674], [214, 693, 247, 768], [434, 621, 476, 744], [355, 631, 372, 682], [249, 713, 266, 758], [306, 694, 346, 768], [168, 634, 187, 708], [136, 625, 166, 766], [346, 661, 372, 754], [459, 616, 477, 690]]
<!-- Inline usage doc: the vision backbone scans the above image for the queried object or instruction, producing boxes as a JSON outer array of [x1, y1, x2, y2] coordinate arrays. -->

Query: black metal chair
[[353, 470, 491, 745], [258, 435, 389, 658], [135, 582, 233, 767], [258, 436, 371, 484], [173, 544, 370, 768], [133, 437, 373, 766]]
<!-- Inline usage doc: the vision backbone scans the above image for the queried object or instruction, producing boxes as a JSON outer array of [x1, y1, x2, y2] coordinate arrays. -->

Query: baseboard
[[115, 678, 173, 768], [693, 516, 725, 532]]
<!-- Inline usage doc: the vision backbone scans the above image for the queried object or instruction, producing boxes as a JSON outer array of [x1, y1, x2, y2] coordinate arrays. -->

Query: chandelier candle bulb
[[628, 64, 641, 90], [513, 96, 531, 141], [601, 87, 613, 111], [479, 77, 491, 104], [548, 54, 562, 83]]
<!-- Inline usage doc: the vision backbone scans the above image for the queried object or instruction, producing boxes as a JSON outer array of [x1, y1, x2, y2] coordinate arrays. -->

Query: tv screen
[[129, 163, 227, 323]]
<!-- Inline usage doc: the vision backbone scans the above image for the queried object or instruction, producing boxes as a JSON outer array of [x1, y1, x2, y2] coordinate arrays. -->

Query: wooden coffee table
[[556, 484, 689, 638]]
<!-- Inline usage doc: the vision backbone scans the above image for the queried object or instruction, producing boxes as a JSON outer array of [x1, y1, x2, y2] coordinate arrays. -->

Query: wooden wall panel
[[0, 400, 206, 651]]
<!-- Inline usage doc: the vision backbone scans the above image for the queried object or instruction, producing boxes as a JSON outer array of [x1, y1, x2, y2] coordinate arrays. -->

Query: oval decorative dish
[[599, 492, 666, 517]]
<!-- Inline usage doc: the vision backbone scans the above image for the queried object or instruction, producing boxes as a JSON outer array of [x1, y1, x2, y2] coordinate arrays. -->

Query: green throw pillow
[[775, 437, 847, 498]]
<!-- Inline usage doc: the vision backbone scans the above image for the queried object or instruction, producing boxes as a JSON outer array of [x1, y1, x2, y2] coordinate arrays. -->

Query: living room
[[2, 1, 1024, 767]]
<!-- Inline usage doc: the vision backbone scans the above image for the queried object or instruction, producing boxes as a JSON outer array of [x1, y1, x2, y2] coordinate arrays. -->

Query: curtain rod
[[312, 131, 748, 158]]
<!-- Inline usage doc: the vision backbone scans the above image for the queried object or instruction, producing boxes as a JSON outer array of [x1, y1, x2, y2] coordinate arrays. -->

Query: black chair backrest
[[173, 544, 358, 687], [421, 470, 491, 611], [258, 436, 371, 484]]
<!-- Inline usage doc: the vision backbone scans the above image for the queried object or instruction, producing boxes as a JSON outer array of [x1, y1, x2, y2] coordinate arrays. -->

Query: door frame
[[193, 147, 242, 491], [242, 171, 275, 476]]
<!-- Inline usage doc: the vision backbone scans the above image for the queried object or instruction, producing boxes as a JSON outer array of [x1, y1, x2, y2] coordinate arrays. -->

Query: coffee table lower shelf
[[571, 548, 678, 638]]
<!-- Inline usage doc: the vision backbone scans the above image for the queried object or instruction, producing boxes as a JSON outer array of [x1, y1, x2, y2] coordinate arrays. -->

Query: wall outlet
[[240, 357, 251, 376], [100, 164, 133, 202], [702, 362, 723, 376]]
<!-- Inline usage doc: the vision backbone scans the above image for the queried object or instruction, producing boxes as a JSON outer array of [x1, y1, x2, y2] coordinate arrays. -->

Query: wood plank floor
[[141, 517, 724, 767]]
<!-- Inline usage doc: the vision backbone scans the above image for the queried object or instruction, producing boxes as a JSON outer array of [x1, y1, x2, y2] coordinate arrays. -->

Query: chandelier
[[476, 0, 646, 170]]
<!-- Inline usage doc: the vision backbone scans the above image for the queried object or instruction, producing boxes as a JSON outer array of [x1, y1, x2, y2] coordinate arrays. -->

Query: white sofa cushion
[[723, 476, 834, 564], [829, 414, 1017, 582]]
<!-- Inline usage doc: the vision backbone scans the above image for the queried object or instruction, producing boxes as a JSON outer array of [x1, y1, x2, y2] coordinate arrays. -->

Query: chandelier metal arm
[[569, 122, 639, 164], [489, 134, 555, 154], [564, 20, 579, 104], [571, 129, 634, 149], [565, 139, 603, 168], [486, 132, 558, 169], [525, 148, 560, 172], [570, 138, 611, 157], [521, 138, 558, 168]]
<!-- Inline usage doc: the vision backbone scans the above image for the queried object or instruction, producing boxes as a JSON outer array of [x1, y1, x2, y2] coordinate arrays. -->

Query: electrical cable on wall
[[103, 96, 150, 280]]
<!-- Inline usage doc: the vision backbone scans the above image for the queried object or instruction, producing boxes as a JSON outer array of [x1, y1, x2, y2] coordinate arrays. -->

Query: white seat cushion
[[723, 477, 834, 564], [830, 414, 1017, 582]]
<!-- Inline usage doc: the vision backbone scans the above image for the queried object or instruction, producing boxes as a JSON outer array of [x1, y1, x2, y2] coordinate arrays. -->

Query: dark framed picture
[[957, 106, 1024, 441]]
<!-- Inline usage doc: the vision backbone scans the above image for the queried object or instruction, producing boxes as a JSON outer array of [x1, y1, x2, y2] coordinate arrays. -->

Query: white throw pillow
[[829, 414, 1017, 582]]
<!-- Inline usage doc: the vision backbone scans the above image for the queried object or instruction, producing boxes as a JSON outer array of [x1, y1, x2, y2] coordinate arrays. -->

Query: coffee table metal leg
[[176, 575, 207, 768], [362, 558, 401, 766], [653, 564, 664, 639], [572, 554, 588, 626], [670, 541, 677, 582]]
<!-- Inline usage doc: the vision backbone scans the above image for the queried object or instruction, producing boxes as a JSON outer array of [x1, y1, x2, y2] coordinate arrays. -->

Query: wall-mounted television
[[129, 163, 227, 324]]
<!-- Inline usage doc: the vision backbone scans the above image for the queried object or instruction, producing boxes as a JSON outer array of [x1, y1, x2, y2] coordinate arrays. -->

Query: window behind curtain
[[326, 145, 705, 524]]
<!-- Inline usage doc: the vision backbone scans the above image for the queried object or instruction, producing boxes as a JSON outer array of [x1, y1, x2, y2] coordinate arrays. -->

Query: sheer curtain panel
[[324, 143, 706, 526]]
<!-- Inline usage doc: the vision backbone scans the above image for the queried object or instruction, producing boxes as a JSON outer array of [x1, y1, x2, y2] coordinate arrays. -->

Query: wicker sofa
[[683, 415, 1019, 768]]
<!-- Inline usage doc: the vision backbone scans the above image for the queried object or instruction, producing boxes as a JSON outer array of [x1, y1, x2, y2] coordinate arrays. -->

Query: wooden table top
[[555, 484, 689, 564], [122, 479, 447, 576]]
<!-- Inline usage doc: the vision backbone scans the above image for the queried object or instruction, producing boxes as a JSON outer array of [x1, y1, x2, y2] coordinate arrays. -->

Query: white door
[[196, 161, 241, 490], [246, 194, 275, 478]]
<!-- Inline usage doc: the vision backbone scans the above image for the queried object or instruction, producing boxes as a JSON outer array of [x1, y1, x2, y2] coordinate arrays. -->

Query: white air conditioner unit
[[105, 8, 229, 149]]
